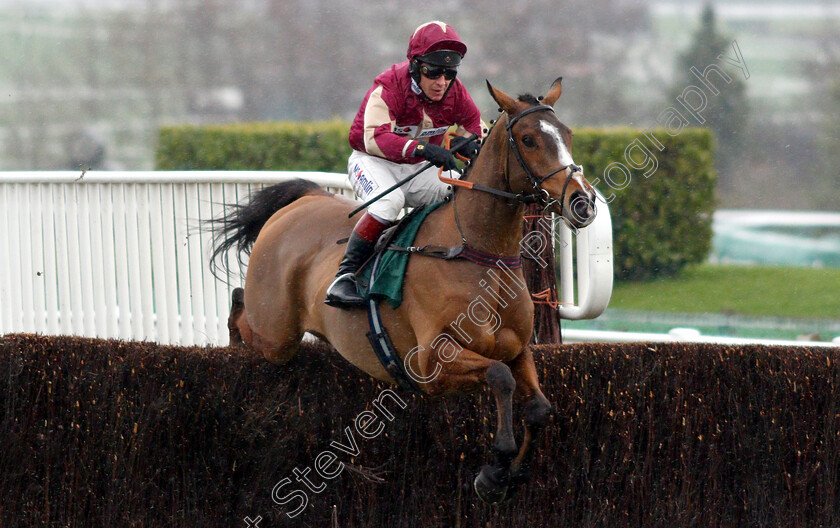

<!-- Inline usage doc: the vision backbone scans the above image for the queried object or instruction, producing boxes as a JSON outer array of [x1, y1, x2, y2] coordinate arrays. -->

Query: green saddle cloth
[[358, 201, 445, 310]]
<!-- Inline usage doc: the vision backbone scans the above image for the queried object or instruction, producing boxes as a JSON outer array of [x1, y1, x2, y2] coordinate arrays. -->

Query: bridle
[[504, 104, 584, 214], [445, 104, 585, 213], [447, 103, 592, 248]]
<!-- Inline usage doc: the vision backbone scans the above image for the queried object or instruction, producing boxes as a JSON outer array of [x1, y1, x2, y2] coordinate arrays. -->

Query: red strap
[[531, 288, 575, 308], [460, 245, 522, 270], [532, 288, 559, 308]]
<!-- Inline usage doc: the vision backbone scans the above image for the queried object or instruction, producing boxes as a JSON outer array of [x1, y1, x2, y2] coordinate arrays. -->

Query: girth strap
[[365, 249, 422, 393]]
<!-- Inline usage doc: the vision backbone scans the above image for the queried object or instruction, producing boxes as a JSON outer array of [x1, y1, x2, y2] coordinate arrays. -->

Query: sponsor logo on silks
[[393, 125, 449, 139], [416, 126, 449, 138], [351, 163, 378, 196], [394, 125, 418, 136]]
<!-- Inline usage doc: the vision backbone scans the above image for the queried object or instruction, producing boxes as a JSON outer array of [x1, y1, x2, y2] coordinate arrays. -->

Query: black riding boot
[[324, 231, 377, 308]]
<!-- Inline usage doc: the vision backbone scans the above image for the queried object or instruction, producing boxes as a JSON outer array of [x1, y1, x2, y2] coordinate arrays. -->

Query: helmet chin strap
[[409, 76, 423, 96]]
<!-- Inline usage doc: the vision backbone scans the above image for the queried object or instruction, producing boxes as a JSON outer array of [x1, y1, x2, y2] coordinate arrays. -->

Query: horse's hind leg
[[229, 287, 302, 365], [229, 287, 294, 362], [250, 330, 302, 366], [228, 287, 247, 346]]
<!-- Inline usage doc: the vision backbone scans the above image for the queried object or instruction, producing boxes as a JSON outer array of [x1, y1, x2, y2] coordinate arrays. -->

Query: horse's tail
[[207, 178, 331, 281]]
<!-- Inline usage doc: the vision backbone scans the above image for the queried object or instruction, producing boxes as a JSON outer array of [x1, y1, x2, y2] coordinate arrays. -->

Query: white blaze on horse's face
[[540, 120, 574, 166], [539, 120, 592, 201]]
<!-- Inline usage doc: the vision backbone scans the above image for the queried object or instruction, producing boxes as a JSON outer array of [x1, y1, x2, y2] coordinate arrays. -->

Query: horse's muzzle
[[569, 190, 596, 228]]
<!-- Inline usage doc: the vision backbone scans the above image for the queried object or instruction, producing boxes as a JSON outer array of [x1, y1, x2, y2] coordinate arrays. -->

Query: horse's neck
[[455, 130, 524, 256]]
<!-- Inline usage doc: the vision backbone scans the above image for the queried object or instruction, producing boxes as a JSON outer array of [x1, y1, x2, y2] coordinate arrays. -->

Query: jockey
[[325, 20, 485, 308]]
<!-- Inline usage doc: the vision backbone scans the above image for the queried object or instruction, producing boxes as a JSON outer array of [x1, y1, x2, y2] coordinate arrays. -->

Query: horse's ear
[[486, 80, 517, 115], [542, 77, 563, 107]]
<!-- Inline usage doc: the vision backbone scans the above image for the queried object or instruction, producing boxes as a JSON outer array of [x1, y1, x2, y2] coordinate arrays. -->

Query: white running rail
[[0, 171, 354, 345], [0, 171, 613, 346], [562, 328, 840, 347]]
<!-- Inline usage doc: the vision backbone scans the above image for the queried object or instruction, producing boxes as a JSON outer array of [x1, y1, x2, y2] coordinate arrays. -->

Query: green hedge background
[[156, 121, 351, 172], [157, 122, 716, 281], [573, 127, 716, 281]]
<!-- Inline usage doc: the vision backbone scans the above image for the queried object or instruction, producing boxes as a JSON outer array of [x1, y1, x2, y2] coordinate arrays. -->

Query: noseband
[[505, 104, 583, 211]]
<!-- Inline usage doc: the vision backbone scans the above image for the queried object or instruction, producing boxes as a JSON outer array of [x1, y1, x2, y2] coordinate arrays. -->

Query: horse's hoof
[[474, 466, 508, 505]]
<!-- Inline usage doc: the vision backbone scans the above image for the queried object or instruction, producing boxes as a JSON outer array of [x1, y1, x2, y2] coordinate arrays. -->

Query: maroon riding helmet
[[407, 21, 467, 83]]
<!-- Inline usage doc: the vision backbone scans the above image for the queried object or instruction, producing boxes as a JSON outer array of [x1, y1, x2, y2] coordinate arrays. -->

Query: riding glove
[[414, 143, 458, 171], [450, 136, 481, 161]]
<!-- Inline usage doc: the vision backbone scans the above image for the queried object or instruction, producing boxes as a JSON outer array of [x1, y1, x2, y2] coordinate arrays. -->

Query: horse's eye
[[521, 135, 536, 148]]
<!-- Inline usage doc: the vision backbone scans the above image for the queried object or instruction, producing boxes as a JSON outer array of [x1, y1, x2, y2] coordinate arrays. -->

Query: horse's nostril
[[570, 192, 592, 221]]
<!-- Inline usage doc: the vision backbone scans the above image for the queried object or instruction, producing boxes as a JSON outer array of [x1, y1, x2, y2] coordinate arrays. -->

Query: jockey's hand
[[413, 143, 458, 171], [450, 135, 481, 161]]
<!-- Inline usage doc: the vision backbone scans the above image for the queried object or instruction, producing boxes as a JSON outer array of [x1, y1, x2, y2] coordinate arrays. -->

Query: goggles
[[419, 64, 458, 81]]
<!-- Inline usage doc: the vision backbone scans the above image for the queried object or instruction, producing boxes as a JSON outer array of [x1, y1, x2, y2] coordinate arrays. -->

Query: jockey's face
[[418, 63, 455, 102]]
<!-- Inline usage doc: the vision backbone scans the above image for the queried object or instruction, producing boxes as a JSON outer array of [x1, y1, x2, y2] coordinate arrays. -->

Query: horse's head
[[487, 77, 596, 229]]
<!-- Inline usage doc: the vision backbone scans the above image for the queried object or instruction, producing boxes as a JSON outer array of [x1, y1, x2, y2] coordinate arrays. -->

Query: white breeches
[[347, 150, 455, 222]]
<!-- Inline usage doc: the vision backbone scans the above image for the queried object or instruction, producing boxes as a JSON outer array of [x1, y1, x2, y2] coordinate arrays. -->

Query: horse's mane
[[460, 158, 477, 182], [517, 93, 541, 106]]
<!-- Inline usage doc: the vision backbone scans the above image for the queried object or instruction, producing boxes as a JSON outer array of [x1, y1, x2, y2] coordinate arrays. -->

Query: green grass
[[609, 264, 840, 320]]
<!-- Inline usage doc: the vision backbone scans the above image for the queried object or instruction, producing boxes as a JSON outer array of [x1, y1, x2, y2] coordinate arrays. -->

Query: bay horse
[[210, 77, 596, 504]]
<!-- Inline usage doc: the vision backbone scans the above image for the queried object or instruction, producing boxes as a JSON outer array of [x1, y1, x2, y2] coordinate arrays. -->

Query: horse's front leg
[[506, 347, 552, 498], [473, 360, 518, 505], [411, 341, 517, 505]]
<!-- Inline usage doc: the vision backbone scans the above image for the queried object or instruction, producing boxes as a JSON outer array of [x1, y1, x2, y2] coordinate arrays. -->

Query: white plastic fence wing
[[556, 188, 614, 320]]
